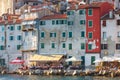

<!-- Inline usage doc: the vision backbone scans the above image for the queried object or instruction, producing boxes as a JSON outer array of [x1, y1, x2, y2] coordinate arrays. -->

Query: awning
[[65, 56, 82, 62], [29, 54, 63, 62]]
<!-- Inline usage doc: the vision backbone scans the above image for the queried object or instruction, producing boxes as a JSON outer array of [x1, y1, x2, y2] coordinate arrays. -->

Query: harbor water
[[0, 75, 120, 80]]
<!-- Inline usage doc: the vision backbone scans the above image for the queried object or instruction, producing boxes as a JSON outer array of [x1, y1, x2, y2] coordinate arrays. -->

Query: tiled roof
[[23, 18, 36, 21], [101, 13, 115, 20], [41, 14, 67, 20], [68, 4, 88, 10], [0, 21, 5, 25], [87, 2, 113, 8], [115, 9, 120, 14], [15, 19, 22, 24]]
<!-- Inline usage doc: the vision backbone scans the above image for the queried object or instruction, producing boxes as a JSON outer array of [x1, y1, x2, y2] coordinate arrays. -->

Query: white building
[[101, 10, 120, 57], [5, 20, 23, 71]]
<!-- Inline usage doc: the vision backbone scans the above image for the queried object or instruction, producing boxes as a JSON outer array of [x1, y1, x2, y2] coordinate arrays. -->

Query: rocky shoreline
[[1, 69, 120, 78]]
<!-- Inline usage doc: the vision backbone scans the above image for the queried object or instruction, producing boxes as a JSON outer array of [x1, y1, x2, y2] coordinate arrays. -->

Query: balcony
[[21, 48, 37, 52], [22, 26, 28, 31]]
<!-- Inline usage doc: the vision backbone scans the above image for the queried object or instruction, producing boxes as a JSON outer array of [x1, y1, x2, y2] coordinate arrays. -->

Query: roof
[[115, 9, 120, 14], [29, 54, 63, 62], [101, 13, 115, 20], [41, 14, 67, 20], [0, 21, 5, 25]]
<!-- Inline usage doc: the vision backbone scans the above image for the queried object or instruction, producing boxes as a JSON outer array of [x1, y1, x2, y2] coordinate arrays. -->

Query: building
[[85, 2, 113, 66], [101, 9, 120, 57], [21, 5, 54, 64], [66, 4, 86, 66], [0, 0, 25, 16]]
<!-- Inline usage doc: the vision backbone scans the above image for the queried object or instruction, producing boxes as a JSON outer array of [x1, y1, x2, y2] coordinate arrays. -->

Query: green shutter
[[67, 11, 70, 15], [17, 26, 21, 30], [89, 21, 93, 27], [62, 32, 66, 37], [17, 45, 21, 50], [79, 10, 85, 15], [88, 44, 92, 50], [10, 26, 14, 31], [10, 36, 14, 40], [91, 56, 95, 65], [81, 31, 85, 37], [56, 20, 59, 24], [88, 32, 92, 38], [62, 43, 66, 48], [69, 43, 72, 50], [0, 59, 5, 66], [81, 56, 85, 65], [81, 43, 85, 49], [69, 32, 72, 38], [41, 32, 45, 38], [52, 43, 55, 48], [50, 33, 52, 37], [17, 35, 21, 40], [52, 20, 55, 25], [88, 9, 92, 15], [54, 33, 56, 37], [41, 43, 44, 49]]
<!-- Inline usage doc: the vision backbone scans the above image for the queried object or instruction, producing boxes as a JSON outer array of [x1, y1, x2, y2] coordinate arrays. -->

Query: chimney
[[109, 10, 113, 18]]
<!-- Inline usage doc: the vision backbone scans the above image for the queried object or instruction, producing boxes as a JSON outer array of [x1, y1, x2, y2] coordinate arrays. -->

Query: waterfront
[[0, 75, 120, 80]]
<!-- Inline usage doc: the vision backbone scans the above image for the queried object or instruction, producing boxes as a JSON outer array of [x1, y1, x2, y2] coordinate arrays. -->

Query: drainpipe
[[35, 19, 40, 54]]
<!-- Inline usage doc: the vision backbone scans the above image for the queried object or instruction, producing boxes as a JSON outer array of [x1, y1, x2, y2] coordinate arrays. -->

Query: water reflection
[[0, 75, 119, 80]]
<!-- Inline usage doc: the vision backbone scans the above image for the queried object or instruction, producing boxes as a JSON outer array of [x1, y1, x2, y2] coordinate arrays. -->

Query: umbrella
[[93, 58, 103, 63], [65, 56, 82, 62], [10, 58, 24, 64]]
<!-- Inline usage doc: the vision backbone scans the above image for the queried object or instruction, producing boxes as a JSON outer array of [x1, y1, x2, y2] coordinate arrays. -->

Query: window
[[67, 11, 74, 15], [79, 9, 85, 15], [0, 59, 5, 66], [80, 20, 85, 25], [69, 32, 72, 38], [40, 21, 45, 25], [62, 32, 66, 37], [68, 21, 74, 25], [1, 36, 4, 42], [41, 43, 44, 49], [62, 43, 66, 48], [88, 9, 92, 15], [117, 32, 120, 37], [17, 45, 21, 50], [50, 32, 56, 38], [116, 44, 120, 49], [52, 20, 55, 25], [41, 32, 45, 38], [88, 32, 92, 39], [101, 44, 108, 49], [17, 26, 21, 30], [81, 56, 85, 65], [81, 31, 85, 37], [91, 56, 95, 65], [0, 45, 4, 50], [17, 35, 22, 40], [88, 44, 92, 50], [51, 43, 55, 48], [32, 31, 35, 36], [25, 32, 28, 36], [69, 43, 72, 50], [9, 36, 14, 40], [2, 26, 4, 32], [103, 32, 107, 39], [10, 26, 14, 31], [81, 43, 85, 49], [88, 20, 93, 27], [117, 19, 120, 25], [102, 20, 106, 26]]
